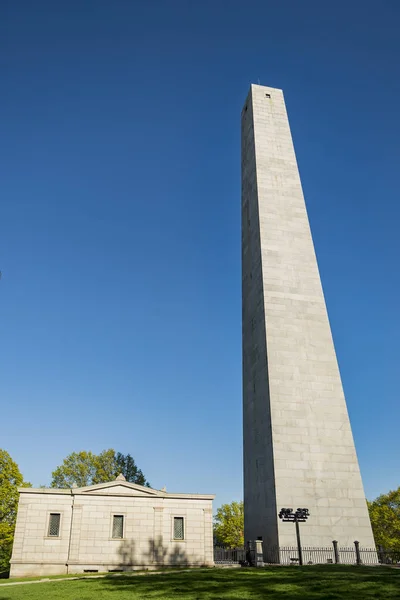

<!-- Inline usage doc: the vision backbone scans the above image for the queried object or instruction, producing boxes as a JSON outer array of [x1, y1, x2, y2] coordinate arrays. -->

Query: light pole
[[279, 508, 310, 566]]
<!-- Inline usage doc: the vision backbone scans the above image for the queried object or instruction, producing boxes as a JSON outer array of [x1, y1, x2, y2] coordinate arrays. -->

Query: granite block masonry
[[242, 84, 375, 551], [10, 475, 214, 577]]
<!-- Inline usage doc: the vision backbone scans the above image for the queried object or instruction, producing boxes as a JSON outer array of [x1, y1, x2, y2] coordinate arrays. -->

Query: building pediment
[[75, 478, 161, 497]]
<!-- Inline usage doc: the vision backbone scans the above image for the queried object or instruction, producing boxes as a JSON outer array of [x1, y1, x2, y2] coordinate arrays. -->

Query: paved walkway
[[0, 568, 201, 587], [0, 575, 107, 587]]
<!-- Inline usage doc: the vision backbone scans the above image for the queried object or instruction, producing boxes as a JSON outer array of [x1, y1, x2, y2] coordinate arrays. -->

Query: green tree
[[0, 449, 31, 572], [51, 451, 97, 488], [368, 487, 400, 549], [51, 449, 150, 488], [213, 501, 244, 548], [115, 452, 150, 486], [93, 449, 118, 484]]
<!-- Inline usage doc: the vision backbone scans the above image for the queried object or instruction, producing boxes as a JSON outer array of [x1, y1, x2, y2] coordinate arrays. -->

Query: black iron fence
[[214, 546, 246, 564], [214, 543, 400, 566], [269, 546, 335, 565]]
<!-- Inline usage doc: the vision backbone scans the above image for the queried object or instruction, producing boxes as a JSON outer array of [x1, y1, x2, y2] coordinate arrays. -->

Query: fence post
[[332, 540, 340, 564], [255, 538, 264, 567], [246, 540, 264, 567], [354, 541, 361, 565]]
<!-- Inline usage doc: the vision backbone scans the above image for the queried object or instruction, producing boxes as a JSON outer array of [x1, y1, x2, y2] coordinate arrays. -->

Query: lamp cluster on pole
[[279, 508, 309, 522], [279, 508, 310, 565]]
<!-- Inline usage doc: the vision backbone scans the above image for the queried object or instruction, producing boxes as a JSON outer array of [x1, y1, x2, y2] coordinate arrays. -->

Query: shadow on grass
[[96, 565, 400, 599]]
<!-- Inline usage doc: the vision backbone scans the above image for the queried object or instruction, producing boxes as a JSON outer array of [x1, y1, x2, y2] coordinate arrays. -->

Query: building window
[[48, 513, 61, 537], [112, 515, 124, 539], [265, 93, 271, 98], [173, 517, 184, 540]]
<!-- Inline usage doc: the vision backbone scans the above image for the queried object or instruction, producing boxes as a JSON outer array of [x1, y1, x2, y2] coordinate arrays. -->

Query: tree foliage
[[51, 451, 96, 488], [213, 501, 244, 548], [368, 487, 400, 549], [114, 452, 149, 486], [51, 449, 150, 488], [0, 449, 30, 572]]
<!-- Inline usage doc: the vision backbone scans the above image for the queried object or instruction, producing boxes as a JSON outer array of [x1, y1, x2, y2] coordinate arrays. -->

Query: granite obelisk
[[242, 84, 375, 551]]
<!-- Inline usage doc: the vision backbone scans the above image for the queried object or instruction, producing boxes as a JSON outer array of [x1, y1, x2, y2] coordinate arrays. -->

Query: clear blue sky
[[1, 1, 399, 507]]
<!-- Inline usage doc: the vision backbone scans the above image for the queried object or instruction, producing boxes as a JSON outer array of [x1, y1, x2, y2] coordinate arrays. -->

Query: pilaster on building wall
[[241, 84, 375, 550]]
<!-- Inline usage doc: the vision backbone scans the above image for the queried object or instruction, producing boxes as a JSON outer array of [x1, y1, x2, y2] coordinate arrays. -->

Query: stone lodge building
[[10, 475, 214, 577]]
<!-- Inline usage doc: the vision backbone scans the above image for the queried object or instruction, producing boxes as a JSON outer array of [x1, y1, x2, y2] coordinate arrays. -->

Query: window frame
[[111, 514, 125, 540], [172, 516, 185, 542], [46, 512, 62, 538]]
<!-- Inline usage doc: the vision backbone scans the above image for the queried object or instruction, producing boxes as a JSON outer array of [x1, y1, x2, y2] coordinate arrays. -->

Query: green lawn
[[0, 566, 399, 599]]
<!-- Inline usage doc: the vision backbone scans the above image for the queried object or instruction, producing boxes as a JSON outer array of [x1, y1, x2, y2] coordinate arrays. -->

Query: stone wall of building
[[10, 480, 214, 577]]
